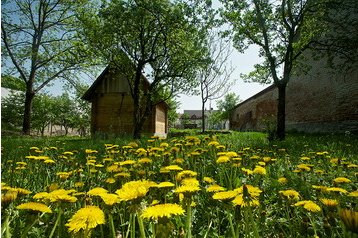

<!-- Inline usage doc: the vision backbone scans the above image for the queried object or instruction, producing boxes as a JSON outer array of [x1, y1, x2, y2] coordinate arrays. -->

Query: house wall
[[231, 86, 277, 131], [231, 60, 358, 133], [154, 104, 167, 134], [89, 71, 157, 135]]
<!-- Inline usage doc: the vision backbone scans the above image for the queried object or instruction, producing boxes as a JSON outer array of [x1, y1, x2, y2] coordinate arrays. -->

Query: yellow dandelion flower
[[253, 166, 266, 175], [176, 170, 197, 181], [203, 177, 215, 184], [2, 190, 18, 204], [74, 182, 84, 188], [160, 142, 169, 148], [36, 189, 77, 203], [159, 167, 170, 173], [241, 168, 254, 175], [234, 185, 262, 198], [138, 158, 152, 164], [314, 169, 325, 174], [165, 165, 183, 171], [174, 185, 200, 194], [339, 209, 358, 234], [333, 177, 351, 183], [16, 202, 52, 213], [114, 172, 131, 178], [141, 203, 185, 220], [212, 190, 238, 200], [157, 182, 175, 188], [297, 164, 312, 171], [216, 145, 226, 150], [181, 178, 199, 186], [127, 142, 139, 148], [279, 189, 300, 200], [87, 187, 109, 196], [278, 177, 288, 184], [348, 191, 358, 197], [232, 194, 260, 207], [116, 180, 156, 201], [216, 156, 230, 163], [57, 172, 71, 180], [312, 185, 329, 192], [326, 187, 348, 194], [107, 165, 120, 173], [105, 178, 116, 184], [320, 198, 338, 207], [44, 159, 55, 164], [15, 188, 32, 195], [119, 160, 136, 166], [208, 141, 220, 147], [174, 158, 185, 164], [226, 151, 238, 157], [66, 206, 105, 233], [99, 193, 120, 206], [206, 184, 226, 192], [294, 200, 321, 212]]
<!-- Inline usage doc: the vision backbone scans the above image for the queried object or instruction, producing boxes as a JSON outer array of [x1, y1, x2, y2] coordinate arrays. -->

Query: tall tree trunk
[[132, 63, 144, 139], [201, 102, 206, 133], [276, 83, 287, 140], [22, 90, 35, 135]]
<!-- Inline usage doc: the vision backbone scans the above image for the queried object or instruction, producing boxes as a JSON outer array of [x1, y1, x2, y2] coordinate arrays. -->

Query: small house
[[82, 67, 169, 136]]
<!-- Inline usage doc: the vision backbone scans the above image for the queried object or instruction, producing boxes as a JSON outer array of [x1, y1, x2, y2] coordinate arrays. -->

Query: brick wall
[[231, 59, 358, 133]]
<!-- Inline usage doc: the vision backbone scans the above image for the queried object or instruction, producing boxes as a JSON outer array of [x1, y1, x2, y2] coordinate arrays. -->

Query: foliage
[[1, 91, 24, 132], [76, 0, 209, 138], [1, 75, 26, 91], [1, 92, 90, 136], [1, 0, 95, 135], [216, 93, 240, 121], [1, 132, 357, 237]]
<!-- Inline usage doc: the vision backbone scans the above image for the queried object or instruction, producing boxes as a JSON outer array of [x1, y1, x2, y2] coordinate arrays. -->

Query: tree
[[1, 0, 92, 135], [77, 0, 208, 138], [220, 0, 321, 139], [32, 93, 55, 136], [1, 91, 24, 133], [216, 93, 240, 128], [220, 0, 358, 140], [197, 33, 234, 132]]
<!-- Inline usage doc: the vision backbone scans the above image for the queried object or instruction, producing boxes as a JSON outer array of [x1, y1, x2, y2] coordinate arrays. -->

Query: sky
[[176, 45, 268, 113]]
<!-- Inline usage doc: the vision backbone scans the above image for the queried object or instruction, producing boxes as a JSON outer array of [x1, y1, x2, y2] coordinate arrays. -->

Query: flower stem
[[49, 207, 62, 238], [185, 199, 192, 238], [109, 213, 116, 238], [137, 213, 146, 238], [227, 212, 236, 238]]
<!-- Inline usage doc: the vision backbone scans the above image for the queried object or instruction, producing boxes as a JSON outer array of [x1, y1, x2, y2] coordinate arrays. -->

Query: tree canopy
[[1, 0, 94, 135], [77, 0, 209, 138]]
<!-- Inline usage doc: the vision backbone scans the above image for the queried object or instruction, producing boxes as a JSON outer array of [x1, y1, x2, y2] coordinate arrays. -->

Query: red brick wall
[[231, 59, 358, 133]]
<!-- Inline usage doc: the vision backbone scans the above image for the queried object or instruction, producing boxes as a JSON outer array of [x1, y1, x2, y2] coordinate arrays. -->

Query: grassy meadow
[[1, 131, 357, 238]]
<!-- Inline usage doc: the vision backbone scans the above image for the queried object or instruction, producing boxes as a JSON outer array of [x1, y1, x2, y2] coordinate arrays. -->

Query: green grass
[[1, 131, 357, 238]]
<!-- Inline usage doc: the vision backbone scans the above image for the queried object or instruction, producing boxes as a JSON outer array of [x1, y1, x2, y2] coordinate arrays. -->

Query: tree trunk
[[276, 83, 287, 140], [201, 102, 206, 133], [22, 90, 35, 135]]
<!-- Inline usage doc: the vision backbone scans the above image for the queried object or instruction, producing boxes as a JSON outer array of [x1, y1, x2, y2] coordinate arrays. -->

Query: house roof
[[81, 65, 169, 109], [81, 65, 151, 101], [233, 84, 276, 109]]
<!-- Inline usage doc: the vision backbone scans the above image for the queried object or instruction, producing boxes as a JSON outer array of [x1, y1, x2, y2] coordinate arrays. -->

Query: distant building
[[178, 109, 227, 130]]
